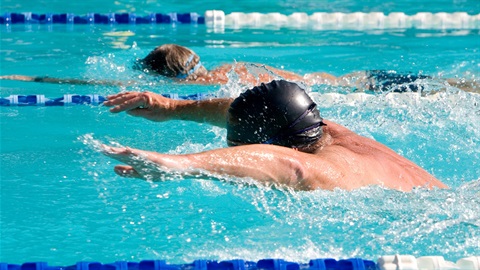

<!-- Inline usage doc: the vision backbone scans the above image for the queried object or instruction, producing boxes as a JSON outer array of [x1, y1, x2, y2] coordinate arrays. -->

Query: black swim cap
[[227, 80, 325, 148]]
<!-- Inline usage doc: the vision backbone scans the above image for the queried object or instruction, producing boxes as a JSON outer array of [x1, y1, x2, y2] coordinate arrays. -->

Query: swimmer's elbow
[[279, 158, 310, 190]]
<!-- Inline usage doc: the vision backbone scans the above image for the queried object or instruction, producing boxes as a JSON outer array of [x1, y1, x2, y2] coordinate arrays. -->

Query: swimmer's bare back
[[309, 120, 447, 191], [190, 63, 307, 85]]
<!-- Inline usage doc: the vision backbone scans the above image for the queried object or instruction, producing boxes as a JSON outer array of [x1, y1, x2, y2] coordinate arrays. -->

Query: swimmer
[[102, 80, 448, 191], [0, 44, 306, 87], [1, 44, 477, 92]]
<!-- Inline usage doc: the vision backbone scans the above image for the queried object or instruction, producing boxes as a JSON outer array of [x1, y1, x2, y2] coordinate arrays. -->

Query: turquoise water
[[1, 0, 480, 266]]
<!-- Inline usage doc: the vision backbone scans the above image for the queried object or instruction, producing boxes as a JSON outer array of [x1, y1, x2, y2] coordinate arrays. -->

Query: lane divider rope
[[0, 256, 479, 270], [2, 91, 479, 107], [1, 11, 478, 29], [0, 12, 203, 24], [0, 94, 213, 106]]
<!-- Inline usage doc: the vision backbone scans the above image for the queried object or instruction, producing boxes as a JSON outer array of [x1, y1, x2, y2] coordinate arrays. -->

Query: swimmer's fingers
[[102, 145, 143, 164], [105, 92, 152, 113], [0, 75, 36, 81], [101, 145, 129, 156], [106, 92, 175, 122], [102, 145, 160, 170], [106, 149, 167, 181], [104, 92, 142, 111], [114, 165, 142, 178], [104, 92, 136, 104], [103, 146, 154, 179], [109, 95, 147, 113], [114, 164, 167, 181]]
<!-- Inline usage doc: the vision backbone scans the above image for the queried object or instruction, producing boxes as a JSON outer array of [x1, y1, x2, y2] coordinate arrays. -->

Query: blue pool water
[[1, 0, 480, 266]]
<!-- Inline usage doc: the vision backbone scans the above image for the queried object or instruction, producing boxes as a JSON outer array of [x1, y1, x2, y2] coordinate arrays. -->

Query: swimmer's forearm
[[105, 92, 232, 126], [303, 72, 339, 86], [174, 145, 313, 190], [446, 79, 480, 93], [0, 74, 125, 86], [173, 98, 233, 128], [40, 77, 125, 86]]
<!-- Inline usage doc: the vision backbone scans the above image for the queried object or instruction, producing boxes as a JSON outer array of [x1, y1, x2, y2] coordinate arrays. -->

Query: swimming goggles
[[263, 103, 325, 145], [176, 54, 203, 79]]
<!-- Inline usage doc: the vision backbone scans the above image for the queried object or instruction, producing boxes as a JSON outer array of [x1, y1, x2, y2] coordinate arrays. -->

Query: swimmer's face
[[227, 137, 319, 153], [227, 120, 325, 152]]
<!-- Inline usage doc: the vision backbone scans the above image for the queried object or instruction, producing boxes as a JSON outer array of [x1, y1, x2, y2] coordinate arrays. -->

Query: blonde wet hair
[[140, 44, 207, 80]]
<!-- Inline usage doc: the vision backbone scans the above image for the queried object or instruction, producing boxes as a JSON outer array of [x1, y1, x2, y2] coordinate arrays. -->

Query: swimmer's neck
[[301, 127, 333, 154], [316, 131, 334, 151]]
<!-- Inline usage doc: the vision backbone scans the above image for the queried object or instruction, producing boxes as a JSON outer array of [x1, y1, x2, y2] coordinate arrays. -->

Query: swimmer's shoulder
[[193, 67, 229, 85], [322, 120, 356, 136]]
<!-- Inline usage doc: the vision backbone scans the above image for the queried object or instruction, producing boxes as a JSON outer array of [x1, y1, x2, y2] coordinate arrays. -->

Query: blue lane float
[[0, 255, 480, 270], [1, 257, 479, 270], [0, 12, 204, 24], [0, 259, 377, 270], [0, 93, 213, 106]]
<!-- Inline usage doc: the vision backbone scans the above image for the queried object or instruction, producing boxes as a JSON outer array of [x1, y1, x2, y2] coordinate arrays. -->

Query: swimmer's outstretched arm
[[446, 78, 480, 93], [0, 74, 128, 86], [102, 144, 331, 191], [104, 91, 233, 127]]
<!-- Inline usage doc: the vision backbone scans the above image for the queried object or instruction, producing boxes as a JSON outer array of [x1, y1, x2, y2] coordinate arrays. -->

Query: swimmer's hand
[[104, 91, 233, 127], [102, 145, 179, 180], [0, 75, 38, 82], [104, 91, 178, 122]]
